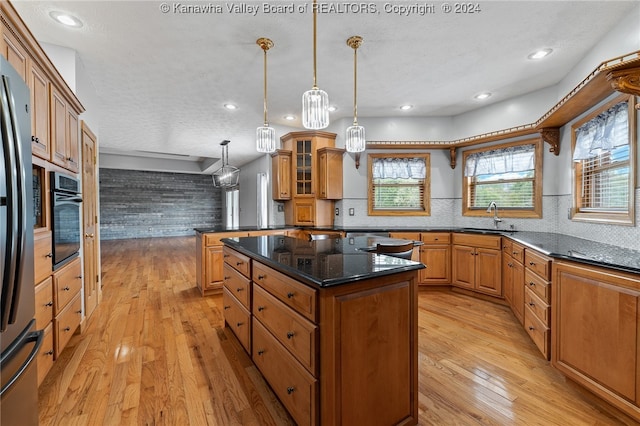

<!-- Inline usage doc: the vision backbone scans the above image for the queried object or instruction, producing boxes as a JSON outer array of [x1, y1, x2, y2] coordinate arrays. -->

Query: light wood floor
[[38, 236, 638, 425]]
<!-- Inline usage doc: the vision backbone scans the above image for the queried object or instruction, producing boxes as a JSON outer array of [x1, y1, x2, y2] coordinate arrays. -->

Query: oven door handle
[[55, 194, 83, 203]]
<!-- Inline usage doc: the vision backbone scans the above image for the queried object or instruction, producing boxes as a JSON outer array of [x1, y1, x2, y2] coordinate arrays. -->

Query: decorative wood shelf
[[367, 50, 640, 168]]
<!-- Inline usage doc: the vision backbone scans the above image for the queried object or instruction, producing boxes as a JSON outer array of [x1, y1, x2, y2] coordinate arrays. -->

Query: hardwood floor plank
[[38, 237, 637, 425]]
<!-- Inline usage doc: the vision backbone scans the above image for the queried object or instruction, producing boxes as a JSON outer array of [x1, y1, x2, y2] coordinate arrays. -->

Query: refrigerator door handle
[[0, 320, 43, 397], [4, 75, 27, 326], [0, 75, 20, 332]]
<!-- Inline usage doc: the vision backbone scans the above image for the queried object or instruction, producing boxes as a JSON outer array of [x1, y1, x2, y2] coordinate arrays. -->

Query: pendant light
[[302, 0, 329, 129], [212, 140, 240, 188], [345, 35, 365, 154], [256, 37, 277, 153]]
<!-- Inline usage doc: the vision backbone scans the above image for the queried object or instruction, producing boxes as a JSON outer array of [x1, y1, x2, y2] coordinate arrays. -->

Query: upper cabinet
[[271, 149, 292, 201], [1, 3, 84, 174], [279, 131, 342, 227]]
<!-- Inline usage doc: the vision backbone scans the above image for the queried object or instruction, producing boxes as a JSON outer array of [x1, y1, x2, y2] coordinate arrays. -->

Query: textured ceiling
[[11, 1, 639, 170]]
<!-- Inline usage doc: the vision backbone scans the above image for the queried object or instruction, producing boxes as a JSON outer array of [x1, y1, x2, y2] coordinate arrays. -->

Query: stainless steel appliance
[[50, 171, 82, 270], [1, 55, 42, 426]]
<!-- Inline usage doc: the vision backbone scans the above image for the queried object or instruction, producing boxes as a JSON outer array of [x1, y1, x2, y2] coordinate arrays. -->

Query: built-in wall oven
[[50, 172, 82, 270]]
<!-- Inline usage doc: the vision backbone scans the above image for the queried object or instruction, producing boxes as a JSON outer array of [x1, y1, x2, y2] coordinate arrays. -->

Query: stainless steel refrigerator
[[1, 55, 42, 425]]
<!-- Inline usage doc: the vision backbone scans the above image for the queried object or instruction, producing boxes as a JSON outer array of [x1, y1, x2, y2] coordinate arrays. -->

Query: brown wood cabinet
[[271, 149, 292, 200], [280, 131, 339, 227], [52, 257, 82, 357], [316, 147, 344, 200], [1, 27, 28, 80], [419, 232, 451, 284], [523, 248, 552, 359], [195, 231, 248, 296], [552, 260, 640, 421], [29, 61, 50, 160], [452, 233, 502, 297], [50, 86, 80, 172], [502, 240, 525, 324]]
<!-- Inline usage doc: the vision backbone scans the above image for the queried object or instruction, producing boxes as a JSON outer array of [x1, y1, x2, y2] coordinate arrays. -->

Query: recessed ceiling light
[[49, 11, 83, 28], [328, 106, 337, 112], [399, 105, 413, 111], [284, 115, 296, 121], [528, 48, 553, 60], [223, 103, 237, 110], [474, 92, 492, 100]]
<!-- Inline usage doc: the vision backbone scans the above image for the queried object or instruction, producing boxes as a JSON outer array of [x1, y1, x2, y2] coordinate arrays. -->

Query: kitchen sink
[[457, 228, 511, 235]]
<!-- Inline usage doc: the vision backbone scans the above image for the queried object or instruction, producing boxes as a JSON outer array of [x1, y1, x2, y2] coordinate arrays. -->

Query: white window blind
[[464, 144, 536, 209], [371, 157, 427, 211]]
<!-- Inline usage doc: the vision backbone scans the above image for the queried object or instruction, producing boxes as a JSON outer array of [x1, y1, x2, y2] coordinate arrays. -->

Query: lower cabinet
[[502, 240, 525, 324], [452, 233, 502, 297], [553, 260, 640, 421], [196, 231, 248, 296], [419, 233, 451, 285], [36, 323, 54, 386], [52, 257, 82, 358]]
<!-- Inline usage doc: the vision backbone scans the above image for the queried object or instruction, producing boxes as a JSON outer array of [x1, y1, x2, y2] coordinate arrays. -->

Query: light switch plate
[[349, 208, 355, 216]]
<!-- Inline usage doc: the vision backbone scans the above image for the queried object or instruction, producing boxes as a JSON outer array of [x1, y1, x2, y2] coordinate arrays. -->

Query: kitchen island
[[221, 235, 425, 426]]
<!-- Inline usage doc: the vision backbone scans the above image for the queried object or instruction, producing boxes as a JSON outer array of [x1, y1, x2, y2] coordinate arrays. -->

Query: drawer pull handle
[[257, 349, 265, 355], [76, 276, 82, 280], [63, 286, 70, 291], [236, 322, 244, 327], [512, 251, 519, 255], [286, 386, 295, 395], [257, 306, 265, 312], [223, 305, 231, 310], [236, 287, 244, 292], [45, 301, 53, 307], [257, 275, 266, 280], [64, 327, 71, 332], [529, 282, 535, 287], [286, 331, 295, 339], [223, 254, 230, 258], [287, 292, 294, 299], [236, 261, 243, 266], [528, 302, 535, 307], [45, 350, 54, 356], [434, 238, 439, 241], [45, 252, 53, 258], [528, 326, 535, 331], [529, 261, 535, 266], [224, 276, 230, 280], [508, 263, 513, 268], [76, 310, 82, 314]]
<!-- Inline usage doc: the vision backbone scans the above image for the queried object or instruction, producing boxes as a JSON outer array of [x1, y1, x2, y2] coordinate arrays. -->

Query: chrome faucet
[[486, 201, 502, 229]]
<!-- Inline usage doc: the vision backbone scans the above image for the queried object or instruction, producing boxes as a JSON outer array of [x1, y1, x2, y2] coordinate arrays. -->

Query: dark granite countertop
[[198, 226, 640, 275], [194, 225, 291, 234], [222, 236, 425, 288]]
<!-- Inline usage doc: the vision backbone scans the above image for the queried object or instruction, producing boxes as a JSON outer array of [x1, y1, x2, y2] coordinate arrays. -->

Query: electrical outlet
[[335, 208, 340, 216], [277, 204, 284, 212], [349, 208, 355, 216]]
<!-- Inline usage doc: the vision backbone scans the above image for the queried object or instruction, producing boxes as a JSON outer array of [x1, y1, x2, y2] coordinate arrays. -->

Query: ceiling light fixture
[[474, 92, 492, 100], [528, 48, 553, 60], [328, 106, 337, 112], [49, 11, 83, 28], [256, 37, 277, 153], [212, 140, 240, 188], [302, 0, 329, 129], [284, 115, 296, 121], [224, 103, 237, 110], [345, 35, 365, 157], [399, 105, 413, 111]]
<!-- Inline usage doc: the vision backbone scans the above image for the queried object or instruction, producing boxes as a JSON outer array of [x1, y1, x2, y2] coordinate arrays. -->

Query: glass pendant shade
[[302, 87, 330, 129], [213, 140, 240, 188], [345, 124, 366, 153], [256, 125, 276, 153]]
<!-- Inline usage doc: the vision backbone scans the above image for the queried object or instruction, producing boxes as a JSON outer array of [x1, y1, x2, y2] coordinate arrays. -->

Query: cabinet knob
[[528, 326, 535, 331], [508, 263, 513, 268], [529, 261, 535, 266], [224, 276, 230, 280], [286, 386, 295, 395], [236, 261, 243, 266], [76, 310, 82, 314], [257, 349, 265, 356], [223, 305, 230, 310], [64, 327, 71, 332], [434, 238, 439, 241], [45, 253, 53, 258], [528, 302, 535, 307], [66, 157, 73, 161], [236, 322, 244, 327], [76, 275, 82, 280], [236, 287, 243, 292], [85, 233, 94, 238], [286, 331, 295, 339], [257, 306, 265, 312], [223, 254, 230, 258], [45, 301, 53, 307], [63, 286, 70, 291], [512, 251, 519, 255], [529, 282, 535, 287], [45, 350, 54, 356], [287, 292, 294, 299], [257, 274, 266, 280]]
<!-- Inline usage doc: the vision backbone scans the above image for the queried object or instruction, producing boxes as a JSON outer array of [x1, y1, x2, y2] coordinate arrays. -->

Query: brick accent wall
[[99, 169, 222, 240]]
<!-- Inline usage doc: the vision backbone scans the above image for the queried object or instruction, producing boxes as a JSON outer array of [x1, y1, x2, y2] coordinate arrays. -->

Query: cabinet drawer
[[37, 323, 54, 386], [452, 233, 501, 250], [54, 258, 82, 315], [524, 268, 551, 303], [525, 249, 552, 280], [253, 262, 317, 322], [253, 284, 318, 375], [501, 239, 512, 255], [223, 247, 251, 278], [524, 286, 550, 326], [510, 242, 525, 264], [54, 292, 82, 357], [223, 263, 251, 310], [34, 277, 54, 330], [34, 231, 52, 284], [204, 232, 248, 246], [524, 304, 550, 359], [421, 232, 450, 244], [222, 287, 251, 354], [252, 319, 317, 426]]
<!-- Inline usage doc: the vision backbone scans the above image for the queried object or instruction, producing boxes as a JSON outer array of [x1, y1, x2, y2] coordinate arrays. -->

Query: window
[[463, 139, 543, 218], [571, 95, 636, 225], [368, 153, 430, 216]]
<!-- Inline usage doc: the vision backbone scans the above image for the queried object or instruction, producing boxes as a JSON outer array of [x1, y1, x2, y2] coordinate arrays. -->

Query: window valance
[[372, 157, 426, 179], [573, 101, 628, 161], [464, 144, 535, 177]]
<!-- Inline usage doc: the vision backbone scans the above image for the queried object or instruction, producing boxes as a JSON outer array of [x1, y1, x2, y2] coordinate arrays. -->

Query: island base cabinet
[[222, 287, 251, 354], [320, 271, 418, 426], [552, 261, 640, 421]]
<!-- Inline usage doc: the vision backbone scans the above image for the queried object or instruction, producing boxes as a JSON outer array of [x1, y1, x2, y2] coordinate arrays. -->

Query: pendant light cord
[[263, 47, 268, 125], [312, 0, 318, 89], [353, 44, 358, 125]]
